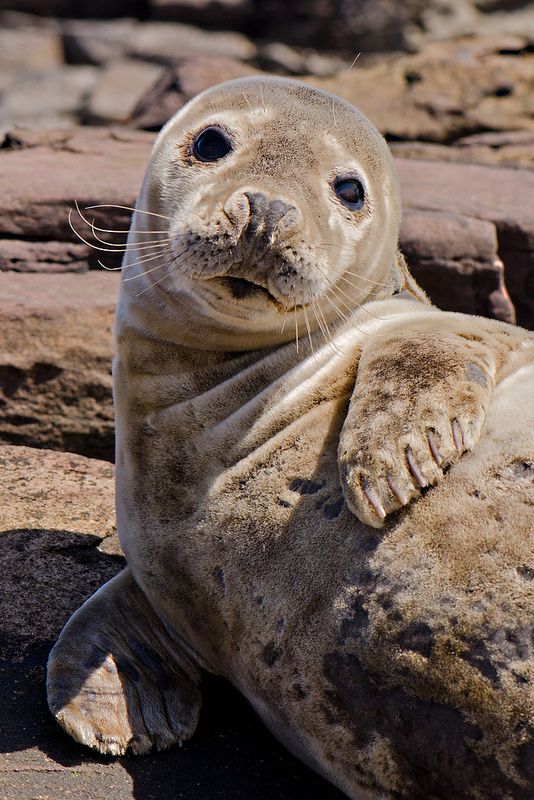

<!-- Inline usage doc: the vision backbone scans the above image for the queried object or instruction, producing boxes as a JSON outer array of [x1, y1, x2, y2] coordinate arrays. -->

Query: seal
[[48, 77, 534, 799]]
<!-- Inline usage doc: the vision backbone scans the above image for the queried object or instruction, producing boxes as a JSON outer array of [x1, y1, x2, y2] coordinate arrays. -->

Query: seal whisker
[[345, 51, 362, 73], [309, 295, 341, 355], [75, 206, 173, 251], [300, 282, 314, 353], [280, 306, 289, 336], [86, 203, 172, 221], [329, 280, 387, 321], [135, 266, 175, 298], [97, 258, 123, 272], [75, 201, 171, 240], [293, 296, 299, 353], [69, 209, 172, 255], [342, 269, 392, 288], [123, 257, 169, 282], [242, 93, 254, 113], [338, 274, 381, 295], [97, 249, 168, 272]]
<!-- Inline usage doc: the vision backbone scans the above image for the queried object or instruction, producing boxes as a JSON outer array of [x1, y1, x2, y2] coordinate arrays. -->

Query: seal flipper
[[47, 568, 201, 756]]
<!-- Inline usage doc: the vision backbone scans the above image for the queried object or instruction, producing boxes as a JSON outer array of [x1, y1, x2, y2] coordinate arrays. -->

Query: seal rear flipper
[[46, 568, 202, 756]]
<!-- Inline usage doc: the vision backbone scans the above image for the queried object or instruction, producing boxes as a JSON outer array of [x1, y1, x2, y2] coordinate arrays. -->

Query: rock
[[397, 157, 534, 328], [0, 22, 63, 72], [0, 0, 148, 17], [406, 0, 534, 48], [258, 41, 348, 77], [0, 444, 116, 538], [0, 126, 153, 269], [62, 17, 139, 65], [128, 20, 256, 64], [150, 0, 253, 30], [243, 0, 425, 52], [317, 35, 534, 143], [390, 130, 534, 171], [62, 18, 256, 67], [0, 66, 98, 129], [0, 272, 120, 460], [131, 56, 261, 130], [86, 59, 165, 124], [0, 239, 88, 273], [400, 210, 514, 322]]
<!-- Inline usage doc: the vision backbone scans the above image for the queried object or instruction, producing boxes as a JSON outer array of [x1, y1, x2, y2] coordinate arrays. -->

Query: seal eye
[[333, 177, 365, 210], [192, 127, 232, 162]]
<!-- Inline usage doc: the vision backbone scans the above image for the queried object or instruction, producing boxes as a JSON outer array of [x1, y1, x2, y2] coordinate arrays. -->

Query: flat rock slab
[[397, 158, 534, 328], [0, 444, 344, 800], [0, 272, 119, 460], [0, 124, 529, 326]]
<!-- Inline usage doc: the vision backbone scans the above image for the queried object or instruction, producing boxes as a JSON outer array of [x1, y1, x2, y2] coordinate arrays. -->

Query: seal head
[[123, 76, 410, 350]]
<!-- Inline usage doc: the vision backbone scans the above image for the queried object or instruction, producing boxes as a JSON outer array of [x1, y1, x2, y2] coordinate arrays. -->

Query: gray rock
[[0, 66, 98, 128], [128, 20, 256, 64], [86, 59, 164, 124], [61, 17, 138, 65], [0, 23, 63, 71]]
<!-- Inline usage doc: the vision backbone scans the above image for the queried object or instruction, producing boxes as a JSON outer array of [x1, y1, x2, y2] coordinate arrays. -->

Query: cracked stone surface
[[0, 443, 344, 800]]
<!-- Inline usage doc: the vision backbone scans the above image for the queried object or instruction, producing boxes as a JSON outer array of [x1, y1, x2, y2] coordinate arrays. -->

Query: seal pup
[[48, 77, 534, 799]]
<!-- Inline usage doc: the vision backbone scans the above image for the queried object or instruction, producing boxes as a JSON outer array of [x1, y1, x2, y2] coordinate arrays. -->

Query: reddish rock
[[0, 126, 153, 270], [400, 210, 514, 323], [0, 271, 119, 460], [0, 443, 116, 537], [0, 239, 88, 272], [396, 157, 534, 328], [390, 131, 534, 171]]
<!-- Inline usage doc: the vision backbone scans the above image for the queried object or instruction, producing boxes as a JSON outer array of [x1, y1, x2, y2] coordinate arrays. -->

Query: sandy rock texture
[[0, 272, 119, 459]]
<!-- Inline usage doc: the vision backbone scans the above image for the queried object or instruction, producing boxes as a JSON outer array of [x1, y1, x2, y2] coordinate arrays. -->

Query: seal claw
[[362, 481, 387, 519], [387, 474, 409, 506], [452, 419, 464, 452], [406, 447, 427, 488], [427, 430, 444, 466]]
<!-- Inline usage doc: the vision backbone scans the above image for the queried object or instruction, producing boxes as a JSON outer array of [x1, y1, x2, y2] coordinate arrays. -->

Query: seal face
[[122, 75, 411, 353], [48, 77, 534, 800]]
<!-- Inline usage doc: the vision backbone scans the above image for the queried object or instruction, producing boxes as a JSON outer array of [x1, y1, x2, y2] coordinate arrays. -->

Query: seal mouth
[[216, 276, 277, 303]]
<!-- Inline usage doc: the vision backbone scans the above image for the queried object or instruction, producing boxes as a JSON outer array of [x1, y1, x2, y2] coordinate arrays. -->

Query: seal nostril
[[244, 192, 298, 240]]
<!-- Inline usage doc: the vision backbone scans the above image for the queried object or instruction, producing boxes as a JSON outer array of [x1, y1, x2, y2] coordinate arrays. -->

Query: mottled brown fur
[[48, 77, 534, 799]]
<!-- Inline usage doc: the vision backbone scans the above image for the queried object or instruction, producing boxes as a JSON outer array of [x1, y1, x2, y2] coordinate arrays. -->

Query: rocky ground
[[1, 1, 534, 798]]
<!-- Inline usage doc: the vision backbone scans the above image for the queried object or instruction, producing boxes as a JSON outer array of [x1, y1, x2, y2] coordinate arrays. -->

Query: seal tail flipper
[[46, 568, 201, 756]]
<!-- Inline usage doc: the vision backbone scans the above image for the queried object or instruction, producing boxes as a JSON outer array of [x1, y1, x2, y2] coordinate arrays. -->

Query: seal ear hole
[[192, 126, 233, 162], [333, 177, 365, 211]]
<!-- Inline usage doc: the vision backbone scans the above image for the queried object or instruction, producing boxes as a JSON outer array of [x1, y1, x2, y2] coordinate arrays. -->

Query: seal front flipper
[[46, 568, 202, 756], [338, 327, 497, 528]]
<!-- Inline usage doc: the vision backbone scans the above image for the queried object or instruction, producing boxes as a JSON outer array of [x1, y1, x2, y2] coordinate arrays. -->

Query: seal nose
[[243, 191, 299, 241]]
